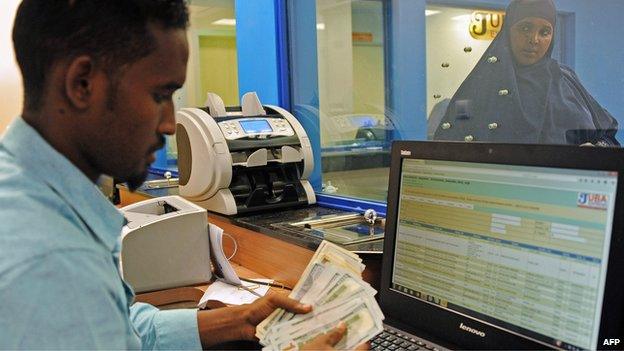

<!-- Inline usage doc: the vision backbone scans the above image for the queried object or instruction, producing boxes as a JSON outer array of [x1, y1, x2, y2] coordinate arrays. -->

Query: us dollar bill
[[257, 240, 383, 349], [269, 294, 383, 351]]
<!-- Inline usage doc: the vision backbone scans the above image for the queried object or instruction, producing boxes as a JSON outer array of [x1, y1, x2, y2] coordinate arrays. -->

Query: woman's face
[[510, 17, 554, 66]]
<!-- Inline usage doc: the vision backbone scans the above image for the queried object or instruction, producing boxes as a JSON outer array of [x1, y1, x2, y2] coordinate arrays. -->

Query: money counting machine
[[176, 92, 316, 215]]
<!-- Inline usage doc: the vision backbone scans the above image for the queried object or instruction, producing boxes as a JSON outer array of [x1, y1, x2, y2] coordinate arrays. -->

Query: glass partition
[[288, 0, 623, 204], [307, 0, 389, 202]]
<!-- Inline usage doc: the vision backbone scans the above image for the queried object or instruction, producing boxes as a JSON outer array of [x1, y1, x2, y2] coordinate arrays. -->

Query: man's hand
[[197, 293, 311, 348], [240, 293, 312, 340], [300, 323, 370, 351], [197, 293, 370, 350]]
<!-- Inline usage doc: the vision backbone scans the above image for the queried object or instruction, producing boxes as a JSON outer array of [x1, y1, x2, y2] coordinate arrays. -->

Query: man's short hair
[[12, 0, 189, 112]]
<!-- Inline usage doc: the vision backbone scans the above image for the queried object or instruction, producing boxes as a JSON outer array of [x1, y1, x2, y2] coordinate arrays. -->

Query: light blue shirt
[[0, 117, 202, 350]]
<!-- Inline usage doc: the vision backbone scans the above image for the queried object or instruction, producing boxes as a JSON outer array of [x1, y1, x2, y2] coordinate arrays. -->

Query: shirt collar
[[1, 117, 124, 251]]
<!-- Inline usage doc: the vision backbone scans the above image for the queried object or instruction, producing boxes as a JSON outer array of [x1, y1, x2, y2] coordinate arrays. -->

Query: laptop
[[374, 141, 624, 350]]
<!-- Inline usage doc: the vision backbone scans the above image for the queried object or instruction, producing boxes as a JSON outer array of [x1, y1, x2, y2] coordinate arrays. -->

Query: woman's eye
[[540, 29, 552, 36]]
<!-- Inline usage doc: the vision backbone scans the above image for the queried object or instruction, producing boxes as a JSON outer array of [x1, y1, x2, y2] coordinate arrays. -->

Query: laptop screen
[[390, 158, 618, 350]]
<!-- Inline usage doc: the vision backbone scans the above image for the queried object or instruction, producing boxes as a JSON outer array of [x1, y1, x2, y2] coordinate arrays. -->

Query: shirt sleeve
[[130, 302, 202, 350]]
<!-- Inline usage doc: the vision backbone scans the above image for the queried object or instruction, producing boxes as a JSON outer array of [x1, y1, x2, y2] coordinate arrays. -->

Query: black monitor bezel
[[380, 141, 624, 350]]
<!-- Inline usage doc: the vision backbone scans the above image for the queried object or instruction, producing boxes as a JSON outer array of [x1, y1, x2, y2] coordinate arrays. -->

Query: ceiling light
[[212, 18, 236, 26], [425, 10, 441, 16], [451, 14, 472, 21]]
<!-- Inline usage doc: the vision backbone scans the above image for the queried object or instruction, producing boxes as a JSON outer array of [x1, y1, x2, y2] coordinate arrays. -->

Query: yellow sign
[[469, 11, 505, 40]]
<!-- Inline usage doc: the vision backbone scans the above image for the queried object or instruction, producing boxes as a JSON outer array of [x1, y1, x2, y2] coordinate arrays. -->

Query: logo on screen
[[577, 193, 608, 210]]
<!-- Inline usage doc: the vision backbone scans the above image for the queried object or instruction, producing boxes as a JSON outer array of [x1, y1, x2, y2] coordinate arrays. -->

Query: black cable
[[239, 276, 293, 290]]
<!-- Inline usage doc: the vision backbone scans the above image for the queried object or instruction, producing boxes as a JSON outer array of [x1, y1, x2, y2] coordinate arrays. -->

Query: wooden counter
[[208, 216, 314, 289], [120, 188, 381, 297]]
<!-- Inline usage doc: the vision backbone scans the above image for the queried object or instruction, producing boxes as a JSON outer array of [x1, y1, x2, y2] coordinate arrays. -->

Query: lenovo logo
[[400, 150, 412, 156], [459, 323, 486, 338]]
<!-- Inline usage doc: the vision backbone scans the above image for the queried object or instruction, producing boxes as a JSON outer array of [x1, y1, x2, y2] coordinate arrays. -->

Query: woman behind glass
[[434, 0, 619, 146]]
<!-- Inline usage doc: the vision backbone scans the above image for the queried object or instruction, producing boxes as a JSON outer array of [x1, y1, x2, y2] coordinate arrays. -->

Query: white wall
[[0, 0, 23, 133], [352, 1, 385, 115], [317, 0, 354, 118], [426, 5, 493, 117], [316, 1, 387, 147]]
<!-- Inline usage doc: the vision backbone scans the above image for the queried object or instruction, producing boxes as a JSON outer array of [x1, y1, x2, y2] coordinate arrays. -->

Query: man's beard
[[126, 170, 149, 192], [103, 83, 167, 192], [124, 134, 166, 192]]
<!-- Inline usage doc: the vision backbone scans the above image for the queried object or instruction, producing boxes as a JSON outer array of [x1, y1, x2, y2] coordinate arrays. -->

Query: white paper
[[198, 279, 272, 307]]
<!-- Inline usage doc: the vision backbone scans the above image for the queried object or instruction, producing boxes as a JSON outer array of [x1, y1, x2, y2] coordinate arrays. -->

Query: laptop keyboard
[[371, 327, 441, 351]]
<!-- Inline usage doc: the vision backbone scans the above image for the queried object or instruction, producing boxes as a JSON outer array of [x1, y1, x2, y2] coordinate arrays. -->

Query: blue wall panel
[[287, 0, 323, 190], [387, 0, 428, 141], [563, 0, 624, 141], [235, 0, 280, 105], [236, 0, 322, 189]]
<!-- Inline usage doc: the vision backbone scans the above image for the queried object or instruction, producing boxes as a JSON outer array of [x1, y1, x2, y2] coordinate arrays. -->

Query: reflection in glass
[[433, 0, 619, 146], [316, 0, 389, 201]]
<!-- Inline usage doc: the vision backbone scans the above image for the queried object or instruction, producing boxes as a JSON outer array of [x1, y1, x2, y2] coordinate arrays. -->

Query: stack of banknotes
[[256, 240, 384, 350]]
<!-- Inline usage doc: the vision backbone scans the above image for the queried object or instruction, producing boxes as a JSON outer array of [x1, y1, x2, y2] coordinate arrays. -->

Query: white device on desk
[[120, 195, 242, 293], [208, 223, 241, 285], [175, 92, 316, 215]]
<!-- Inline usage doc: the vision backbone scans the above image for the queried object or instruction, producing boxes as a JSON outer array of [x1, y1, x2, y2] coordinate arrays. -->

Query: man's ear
[[64, 55, 99, 110]]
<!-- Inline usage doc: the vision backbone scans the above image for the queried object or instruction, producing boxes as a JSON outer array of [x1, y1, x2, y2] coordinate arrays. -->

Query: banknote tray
[[287, 214, 385, 245]]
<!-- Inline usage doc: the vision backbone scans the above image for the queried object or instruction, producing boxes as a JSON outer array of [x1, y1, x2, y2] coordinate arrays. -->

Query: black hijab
[[433, 0, 619, 145]]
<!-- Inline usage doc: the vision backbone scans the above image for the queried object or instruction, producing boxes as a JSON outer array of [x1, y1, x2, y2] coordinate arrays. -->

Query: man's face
[[86, 25, 188, 190], [510, 17, 553, 66]]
